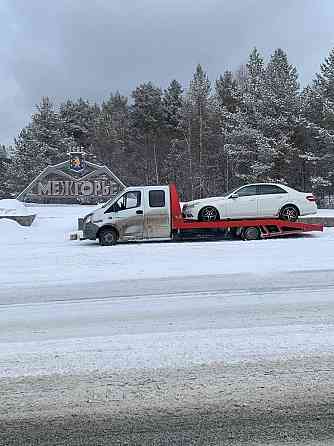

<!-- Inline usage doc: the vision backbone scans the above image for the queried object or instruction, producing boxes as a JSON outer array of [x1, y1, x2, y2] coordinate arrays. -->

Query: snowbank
[[0, 199, 30, 216], [0, 219, 28, 232], [316, 209, 334, 217]]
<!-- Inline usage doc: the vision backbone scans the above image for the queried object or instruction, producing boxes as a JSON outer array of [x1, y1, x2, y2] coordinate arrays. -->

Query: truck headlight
[[85, 215, 92, 224]]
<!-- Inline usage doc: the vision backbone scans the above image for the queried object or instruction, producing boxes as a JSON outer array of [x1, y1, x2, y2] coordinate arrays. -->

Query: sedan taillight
[[306, 195, 316, 202]]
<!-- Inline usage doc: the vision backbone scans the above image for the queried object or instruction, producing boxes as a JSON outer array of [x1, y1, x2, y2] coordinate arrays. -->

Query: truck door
[[105, 190, 144, 240], [144, 188, 171, 239]]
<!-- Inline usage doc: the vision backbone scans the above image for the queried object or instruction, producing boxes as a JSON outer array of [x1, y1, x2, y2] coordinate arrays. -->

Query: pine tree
[[263, 49, 299, 127], [8, 97, 78, 195], [241, 48, 266, 130], [298, 48, 334, 199], [95, 92, 135, 182], [316, 48, 334, 102], [215, 71, 242, 113], [178, 95, 196, 199], [246, 48, 264, 97], [245, 49, 300, 184], [131, 82, 165, 184], [160, 80, 185, 188], [99, 92, 129, 145], [0, 145, 10, 198], [59, 98, 100, 150], [188, 64, 211, 197], [221, 109, 274, 186], [234, 64, 248, 92], [219, 49, 274, 187], [261, 49, 301, 184], [163, 80, 183, 130]]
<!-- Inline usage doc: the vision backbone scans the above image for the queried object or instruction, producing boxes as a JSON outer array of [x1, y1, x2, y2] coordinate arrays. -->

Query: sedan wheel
[[198, 206, 220, 221], [279, 205, 299, 222]]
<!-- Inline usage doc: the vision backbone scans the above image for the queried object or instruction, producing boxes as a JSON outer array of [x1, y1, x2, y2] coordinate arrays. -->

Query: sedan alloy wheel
[[279, 205, 299, 222], [198, 206, 220, 221]]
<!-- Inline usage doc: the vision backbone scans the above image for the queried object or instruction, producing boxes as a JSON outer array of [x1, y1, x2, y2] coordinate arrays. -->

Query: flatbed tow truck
[[70, 183, 323, 245]]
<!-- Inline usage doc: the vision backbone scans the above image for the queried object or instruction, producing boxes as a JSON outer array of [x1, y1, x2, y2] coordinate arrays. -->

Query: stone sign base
[[0, 214, 36, 226]]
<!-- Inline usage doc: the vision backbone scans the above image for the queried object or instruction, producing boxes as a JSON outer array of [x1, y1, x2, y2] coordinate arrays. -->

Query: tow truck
[[70, 183, 323, 245]]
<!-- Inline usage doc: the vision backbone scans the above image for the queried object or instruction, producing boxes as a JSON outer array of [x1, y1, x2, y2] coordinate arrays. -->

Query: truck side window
[[106, 191, 141, 213], [149, 190, 165, 207]]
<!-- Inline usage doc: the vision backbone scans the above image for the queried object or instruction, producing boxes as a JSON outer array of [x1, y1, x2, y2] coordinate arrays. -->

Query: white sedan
[[182, 183, 317, 222]]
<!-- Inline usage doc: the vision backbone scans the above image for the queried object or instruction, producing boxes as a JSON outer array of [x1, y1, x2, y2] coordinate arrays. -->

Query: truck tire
[[99, 227, 117, 246], [242, 226, 261, 241]]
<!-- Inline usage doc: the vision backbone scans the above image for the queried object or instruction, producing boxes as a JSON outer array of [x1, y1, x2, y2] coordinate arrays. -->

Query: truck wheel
[[242, 226, 261, 241], [99, 228, 117, 246], [279, 205, 299, 222], [198, 206, 220, 221]]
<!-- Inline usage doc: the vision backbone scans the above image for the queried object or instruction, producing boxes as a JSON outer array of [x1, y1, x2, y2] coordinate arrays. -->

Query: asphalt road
[[1, 270, 334, 445], [2, 356, 334, 445]]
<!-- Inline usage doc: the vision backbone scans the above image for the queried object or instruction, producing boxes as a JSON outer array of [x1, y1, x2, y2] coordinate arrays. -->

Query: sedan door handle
[[136, 210, 143, 215]]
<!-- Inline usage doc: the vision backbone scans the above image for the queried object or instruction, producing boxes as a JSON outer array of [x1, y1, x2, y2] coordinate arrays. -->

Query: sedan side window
[[106, 191, 141, 213], [236, 185, 258, 197], [258, 185, 287, 195]]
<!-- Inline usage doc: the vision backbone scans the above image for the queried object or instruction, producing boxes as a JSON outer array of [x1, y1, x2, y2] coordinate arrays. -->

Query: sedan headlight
[[183, 203, 198, 209]]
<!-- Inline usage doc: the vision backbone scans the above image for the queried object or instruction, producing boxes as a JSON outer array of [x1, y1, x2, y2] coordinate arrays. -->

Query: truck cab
[[82, 185, 171, 245]]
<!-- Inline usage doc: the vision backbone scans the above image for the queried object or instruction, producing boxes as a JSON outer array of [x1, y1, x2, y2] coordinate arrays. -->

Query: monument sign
[[17, 152, 125, 204]]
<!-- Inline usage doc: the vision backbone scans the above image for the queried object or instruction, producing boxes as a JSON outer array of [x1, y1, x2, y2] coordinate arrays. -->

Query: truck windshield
[[100, 189, 125, 208]]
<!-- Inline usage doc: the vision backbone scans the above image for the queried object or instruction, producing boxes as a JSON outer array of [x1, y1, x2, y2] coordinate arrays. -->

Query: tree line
[[2, 46, 334, 204]]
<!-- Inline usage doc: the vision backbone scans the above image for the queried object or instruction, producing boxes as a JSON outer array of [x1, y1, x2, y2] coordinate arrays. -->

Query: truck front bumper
[[83, 222, 100, 240], [69, 222, 99, 241], [69, 230, 85, 241]]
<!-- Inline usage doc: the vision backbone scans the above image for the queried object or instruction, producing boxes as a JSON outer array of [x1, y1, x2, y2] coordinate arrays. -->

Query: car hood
[[183, 196, 227, 207]]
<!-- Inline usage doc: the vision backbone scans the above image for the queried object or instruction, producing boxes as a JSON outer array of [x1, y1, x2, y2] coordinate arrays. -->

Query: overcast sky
[[1, 0, 333, 145]]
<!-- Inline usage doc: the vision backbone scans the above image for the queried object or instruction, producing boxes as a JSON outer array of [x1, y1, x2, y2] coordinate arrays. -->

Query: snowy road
[[2, 272, 334, 445], [1, 271, 334, 377]]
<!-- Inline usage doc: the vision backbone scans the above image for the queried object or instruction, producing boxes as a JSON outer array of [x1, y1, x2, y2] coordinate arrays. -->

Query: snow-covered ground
[[315, 208, 334, 217], [0, 204, 334, 291], [0, 198, 33, 216]]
